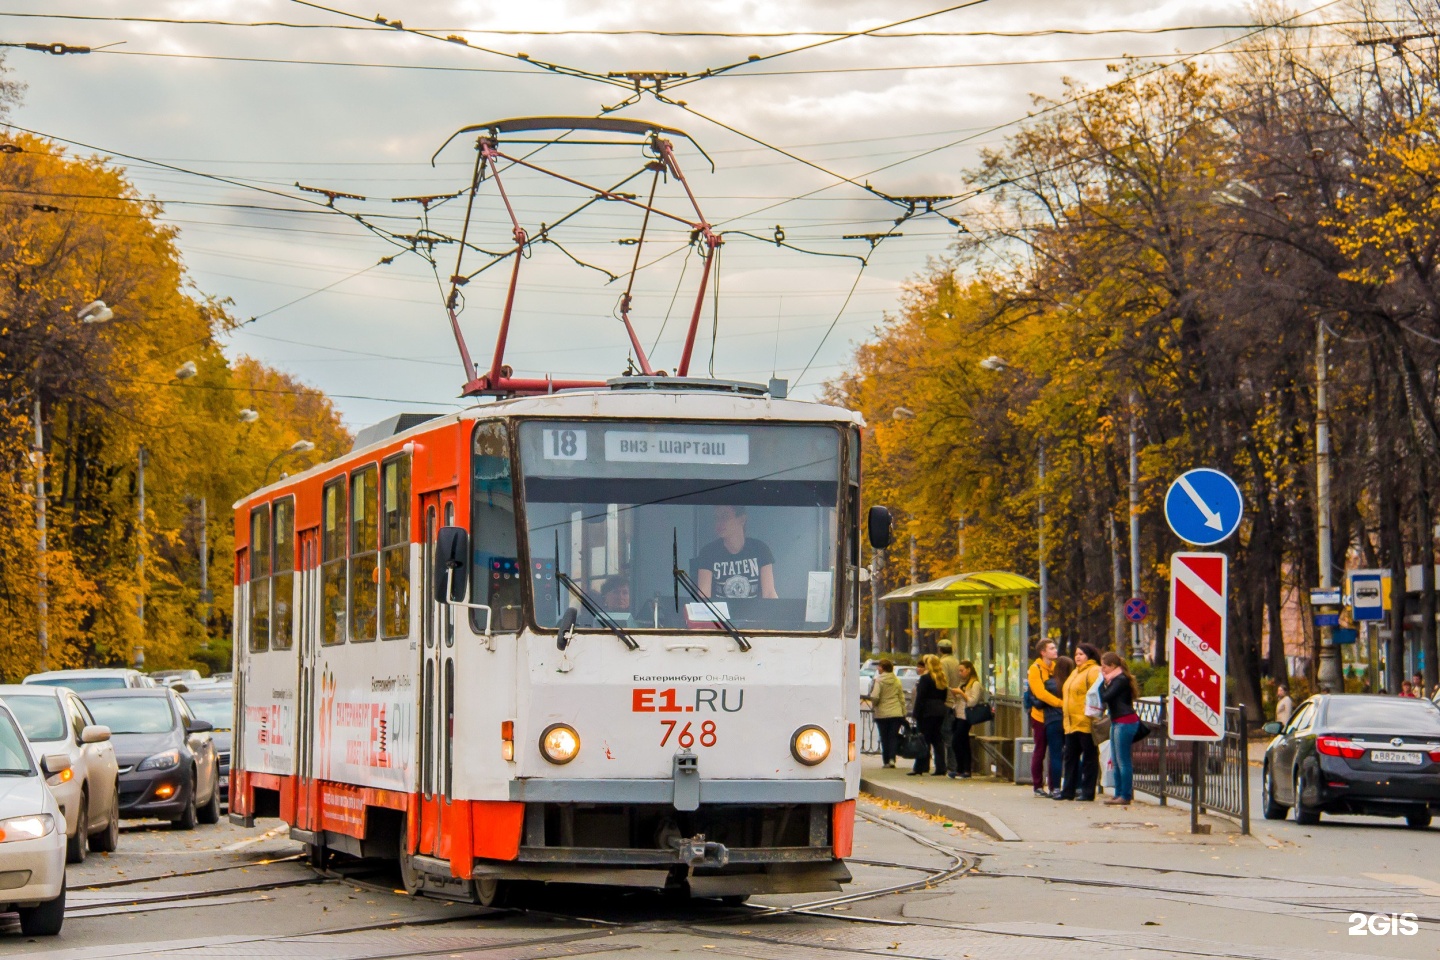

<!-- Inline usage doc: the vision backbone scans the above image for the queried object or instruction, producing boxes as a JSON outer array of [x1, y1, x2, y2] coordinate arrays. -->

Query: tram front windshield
[[516, 420, 842, 633]]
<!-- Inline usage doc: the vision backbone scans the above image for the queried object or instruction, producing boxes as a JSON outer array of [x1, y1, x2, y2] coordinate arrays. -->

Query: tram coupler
[[672, 750, 700, 811], [672, 833, 729, 869]]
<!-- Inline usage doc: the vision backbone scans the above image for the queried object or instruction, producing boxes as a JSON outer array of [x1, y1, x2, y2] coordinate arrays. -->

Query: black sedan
[[1261, 694, 1440, 828], [80, 689, 221, 830]]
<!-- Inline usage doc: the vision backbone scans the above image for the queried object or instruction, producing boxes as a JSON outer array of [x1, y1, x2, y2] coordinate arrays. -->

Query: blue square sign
[[1349, 571, 1385, 622]]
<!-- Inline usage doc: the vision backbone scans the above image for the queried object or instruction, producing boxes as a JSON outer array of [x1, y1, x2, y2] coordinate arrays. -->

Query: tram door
[[418, 491, 458, 854], [294, 530, 320, 826]]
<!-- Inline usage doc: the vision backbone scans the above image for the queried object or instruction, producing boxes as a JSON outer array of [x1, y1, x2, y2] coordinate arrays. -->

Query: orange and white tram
[[230, 378, 888, 903]]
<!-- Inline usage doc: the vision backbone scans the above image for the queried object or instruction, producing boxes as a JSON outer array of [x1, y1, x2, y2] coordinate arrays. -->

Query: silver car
[[0, 702, 67, 935], [0, 685, 120, 862], [24, 669, 156, 692]]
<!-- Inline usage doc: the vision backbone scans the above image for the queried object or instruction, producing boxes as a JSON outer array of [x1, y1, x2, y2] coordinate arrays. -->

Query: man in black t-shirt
[[696, 505, 779, 600]]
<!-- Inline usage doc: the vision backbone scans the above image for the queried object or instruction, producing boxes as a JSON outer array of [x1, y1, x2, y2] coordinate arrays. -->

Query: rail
[[1132, 698, 1251, 835]]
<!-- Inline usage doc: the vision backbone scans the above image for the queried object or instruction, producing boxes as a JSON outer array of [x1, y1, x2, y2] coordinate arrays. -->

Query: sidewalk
[[860, 756, 1251, 845]]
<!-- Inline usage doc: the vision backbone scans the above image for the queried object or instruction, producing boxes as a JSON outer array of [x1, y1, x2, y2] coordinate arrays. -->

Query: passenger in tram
[[696, 505, 779, 600]]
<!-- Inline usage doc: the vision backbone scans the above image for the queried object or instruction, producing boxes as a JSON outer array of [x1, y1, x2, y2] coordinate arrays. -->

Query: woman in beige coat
[[1059, 643, 1102, 801]]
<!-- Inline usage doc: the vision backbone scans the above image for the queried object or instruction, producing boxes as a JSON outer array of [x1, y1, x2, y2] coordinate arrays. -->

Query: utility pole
[[1129, 391, 1143, 658], [1038, 443, 1049, 642], [33, 397, 48, 671], [909, 534, 920, 657], [198, 497, 211, 646], [136, 445, 147, 668], [869, 550, 883, 652], [1316, 324, 1340, 690]]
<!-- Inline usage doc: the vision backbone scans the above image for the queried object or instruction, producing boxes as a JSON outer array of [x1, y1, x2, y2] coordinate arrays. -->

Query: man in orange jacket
[[1027, 639, 1062, 796]]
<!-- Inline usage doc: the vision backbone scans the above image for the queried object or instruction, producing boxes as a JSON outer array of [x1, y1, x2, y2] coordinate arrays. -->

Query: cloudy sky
[[1, 0, 1302, 429]]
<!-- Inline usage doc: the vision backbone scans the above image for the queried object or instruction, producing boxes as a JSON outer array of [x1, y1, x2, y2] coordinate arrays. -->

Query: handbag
[[1133, 720, 1153, 741], [965, 701, 995, 725], [1084, 674, 1105, 718], [897, 721, 927, 760]]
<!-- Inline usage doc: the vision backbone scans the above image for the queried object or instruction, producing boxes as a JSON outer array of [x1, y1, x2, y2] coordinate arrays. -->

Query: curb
[[860, 776, 1022, 842]]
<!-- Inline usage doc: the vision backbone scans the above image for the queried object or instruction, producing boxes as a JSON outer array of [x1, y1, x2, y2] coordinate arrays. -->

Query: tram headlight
[[791, 725, 831, 766], [539, 723, 580, 764]]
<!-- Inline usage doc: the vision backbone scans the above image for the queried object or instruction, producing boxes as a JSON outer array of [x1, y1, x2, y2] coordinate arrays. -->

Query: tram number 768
[[632, 686, 744, 749]]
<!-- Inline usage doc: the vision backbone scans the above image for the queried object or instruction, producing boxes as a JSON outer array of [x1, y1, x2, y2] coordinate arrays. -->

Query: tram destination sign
[[1166, 552, 1228, 742], [604, 430, 750, 465]]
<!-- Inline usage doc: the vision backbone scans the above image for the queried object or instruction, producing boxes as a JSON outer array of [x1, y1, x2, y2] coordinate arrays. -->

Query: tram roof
[[881, 571, 1041, 603], [238, 384, 863, 507]]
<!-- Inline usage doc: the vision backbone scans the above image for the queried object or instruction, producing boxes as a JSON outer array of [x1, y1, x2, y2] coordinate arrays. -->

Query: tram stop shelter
[[881, 571, 1040, 778]]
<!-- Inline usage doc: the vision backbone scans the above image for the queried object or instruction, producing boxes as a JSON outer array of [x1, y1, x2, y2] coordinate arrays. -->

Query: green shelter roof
[[880, 570, 1040, 603]]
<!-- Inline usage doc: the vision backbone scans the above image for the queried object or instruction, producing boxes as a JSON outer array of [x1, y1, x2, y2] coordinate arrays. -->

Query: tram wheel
[[398, 838, 425, 896], [304, 841, 328, 870], [475, 877, 508, 907]]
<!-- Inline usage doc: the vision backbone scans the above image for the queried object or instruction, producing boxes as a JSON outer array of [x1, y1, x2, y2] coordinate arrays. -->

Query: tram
[[230, 379, 892, 901], [229, 118, 891, 903]]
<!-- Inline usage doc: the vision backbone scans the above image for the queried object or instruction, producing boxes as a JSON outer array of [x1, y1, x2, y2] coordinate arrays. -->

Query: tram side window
[[380, 456, 411, 639], [248, 505, 270, 653], [470, 422, 521, 633], [350, 465, 379, 642], [321, 478, 347, 645], [846, 426, 861, 636], [272, 497, 295, 650]]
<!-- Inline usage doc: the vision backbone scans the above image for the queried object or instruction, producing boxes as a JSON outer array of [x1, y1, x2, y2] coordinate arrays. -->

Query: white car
[[0, 684, 120, 862], [0, 701, 67, 935], [24, 668, 155, 692]]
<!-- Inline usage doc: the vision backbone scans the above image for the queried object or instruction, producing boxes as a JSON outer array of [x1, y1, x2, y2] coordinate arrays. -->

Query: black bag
[[897, 722, 927, 760], [1133, 720, 1153, 741], [965, 702, 995, 726]]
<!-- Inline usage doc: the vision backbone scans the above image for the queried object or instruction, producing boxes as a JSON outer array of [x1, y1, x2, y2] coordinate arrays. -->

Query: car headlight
[[138, 749, 180, 771], [0, 814, 56, 843], [791, 725, 831, 765], [539, 724, 580, 764]]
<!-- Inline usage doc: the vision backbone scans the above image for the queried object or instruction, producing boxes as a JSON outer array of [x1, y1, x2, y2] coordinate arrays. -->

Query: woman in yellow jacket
[[1027, 639, 1063, 796], [1059, 643, 1102, 801], [865, 659, 907, 768]]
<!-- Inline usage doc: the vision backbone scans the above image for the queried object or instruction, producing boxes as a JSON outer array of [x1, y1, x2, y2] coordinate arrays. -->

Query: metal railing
[[1132, 698, 1251, 835], [860, 706, 881, 755]]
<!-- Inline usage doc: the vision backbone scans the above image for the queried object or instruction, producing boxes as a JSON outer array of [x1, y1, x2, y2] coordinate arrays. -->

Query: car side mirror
[[867, 505, 893, 550], [80, 724, 111, 744], [1262, 721, 1282, 735], [434, 526, 470, 603], [40, 754, 71, 777], [185, 718, 214, 734]]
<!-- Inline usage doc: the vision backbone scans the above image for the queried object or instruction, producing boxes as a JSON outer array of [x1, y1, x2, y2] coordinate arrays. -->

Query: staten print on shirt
[[697, 538, 776, 599]]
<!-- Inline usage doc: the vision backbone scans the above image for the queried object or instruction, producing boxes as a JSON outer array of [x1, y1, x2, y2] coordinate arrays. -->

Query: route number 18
[[542, 428, 587, 460]]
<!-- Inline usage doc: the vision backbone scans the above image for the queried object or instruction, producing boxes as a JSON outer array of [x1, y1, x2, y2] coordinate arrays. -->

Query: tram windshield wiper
[[673, 530, 752, 652], [555, 571, 640, 651]]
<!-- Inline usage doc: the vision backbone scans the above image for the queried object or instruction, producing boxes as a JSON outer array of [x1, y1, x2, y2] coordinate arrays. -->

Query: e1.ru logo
[[1348, 913, 1418, 936]]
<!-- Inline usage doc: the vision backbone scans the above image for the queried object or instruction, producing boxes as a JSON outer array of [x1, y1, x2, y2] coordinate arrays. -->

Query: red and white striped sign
[[1167, 552, 1227, 741]]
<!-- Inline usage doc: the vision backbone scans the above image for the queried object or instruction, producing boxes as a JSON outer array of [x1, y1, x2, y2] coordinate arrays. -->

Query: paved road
[[4, 792, 1437, 959]]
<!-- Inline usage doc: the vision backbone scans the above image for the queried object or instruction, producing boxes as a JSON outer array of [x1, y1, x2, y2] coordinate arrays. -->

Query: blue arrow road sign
[[1164, 468, 1244, 546]]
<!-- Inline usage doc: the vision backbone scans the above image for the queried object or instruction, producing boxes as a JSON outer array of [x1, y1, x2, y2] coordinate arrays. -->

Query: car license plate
[[1371, 750, 1423, 765]]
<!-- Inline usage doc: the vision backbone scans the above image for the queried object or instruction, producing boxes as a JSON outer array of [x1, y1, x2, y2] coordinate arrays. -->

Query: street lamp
[[36, 300, 117, 670], [264, 439, 316, 485], [238, 409, 259, 423], [978, 354, 1049, 642], [892, 406, 916, 420], [175, 360, 198, 381]]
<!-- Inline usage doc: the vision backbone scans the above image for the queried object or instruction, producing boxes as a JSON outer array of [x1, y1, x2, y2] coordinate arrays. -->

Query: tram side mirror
[[434, 526, 471, 603], [867, 506, 893, 550]]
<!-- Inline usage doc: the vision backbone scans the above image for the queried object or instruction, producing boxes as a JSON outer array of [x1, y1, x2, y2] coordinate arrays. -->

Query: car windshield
[[29, 675, 127, 692], [1324, 697, 1440, 733], [84, 697, 176, 734], [0, 713, 34, 775], [511, 420, 843, 634], [3, 694, 66, 742], [183, 697, 233, 731]]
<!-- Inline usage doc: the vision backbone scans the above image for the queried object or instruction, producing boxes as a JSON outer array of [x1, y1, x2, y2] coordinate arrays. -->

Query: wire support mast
[[435, 117, 722, 398]]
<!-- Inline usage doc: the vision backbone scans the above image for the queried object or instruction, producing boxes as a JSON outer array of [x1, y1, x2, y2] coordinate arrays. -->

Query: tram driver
[[600, 576, 631, 617], [696, 504, 779, 600]]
